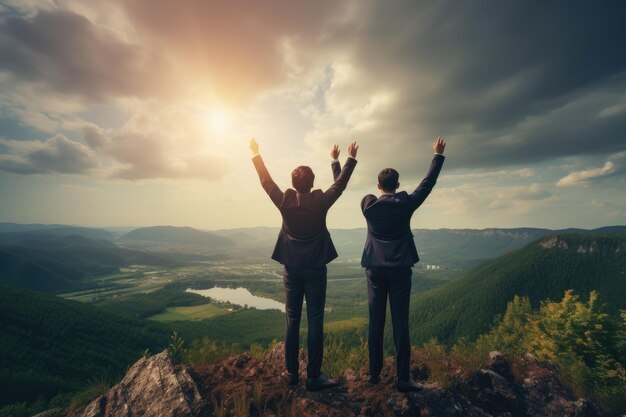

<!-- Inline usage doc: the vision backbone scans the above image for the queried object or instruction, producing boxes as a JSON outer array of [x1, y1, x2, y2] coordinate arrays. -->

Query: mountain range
[[215, 225, 626, 266], [2, 223, 625, 294]]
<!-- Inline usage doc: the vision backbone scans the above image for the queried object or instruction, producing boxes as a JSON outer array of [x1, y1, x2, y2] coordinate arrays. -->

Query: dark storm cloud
[[0, 9, 158, 100], [0, 135, 98, 174], [314, 0, 626, 173]]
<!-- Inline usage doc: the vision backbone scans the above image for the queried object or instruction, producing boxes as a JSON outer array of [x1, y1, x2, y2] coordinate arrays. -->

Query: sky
[[0, 0, 625, 230]]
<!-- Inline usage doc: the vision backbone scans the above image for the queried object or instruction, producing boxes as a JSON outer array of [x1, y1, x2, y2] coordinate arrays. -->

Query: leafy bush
[[322, 333, 368, 377], [455, 290, 626, 414], [182, 336, 240, 365], [167, 331, 186, 363], [525, 291, 626, 412]]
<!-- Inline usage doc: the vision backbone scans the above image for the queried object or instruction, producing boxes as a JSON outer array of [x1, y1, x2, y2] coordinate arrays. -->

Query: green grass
[[325, 317, 368, 332], [150, 303, 228, 321]]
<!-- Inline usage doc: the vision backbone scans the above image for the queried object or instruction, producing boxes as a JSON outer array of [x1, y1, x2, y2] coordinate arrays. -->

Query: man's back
[[279, 189, 333, 239], [252, 153, 357, 268], [274, 188, 340, 268], [361, 154, 445, 268]]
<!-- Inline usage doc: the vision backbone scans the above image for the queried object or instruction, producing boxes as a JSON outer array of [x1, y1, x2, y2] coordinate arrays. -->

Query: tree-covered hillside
[[0, 283, 285, 411], [409, 234, 626, 344], [0, 284, 169, 407]]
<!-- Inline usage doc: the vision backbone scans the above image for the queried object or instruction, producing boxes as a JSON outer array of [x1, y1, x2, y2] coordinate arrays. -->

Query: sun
[[207, 110, 231, 135]]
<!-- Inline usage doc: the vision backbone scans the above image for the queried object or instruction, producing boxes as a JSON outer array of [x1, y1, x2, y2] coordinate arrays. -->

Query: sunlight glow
[[206, 110, 231, 135]]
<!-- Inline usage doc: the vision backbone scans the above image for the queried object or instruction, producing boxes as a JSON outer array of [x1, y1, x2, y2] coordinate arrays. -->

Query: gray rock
[[73, 351, 207, 417], [67, 344, 615, 417]]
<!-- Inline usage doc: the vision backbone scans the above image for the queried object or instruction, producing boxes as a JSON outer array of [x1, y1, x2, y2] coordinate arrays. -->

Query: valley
[[1, 223, 625, 415], [55, 256, 456, 326]]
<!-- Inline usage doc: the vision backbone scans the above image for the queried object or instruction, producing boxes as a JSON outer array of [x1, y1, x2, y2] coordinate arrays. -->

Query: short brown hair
[[378, 168, 399, 192], [292, 166, 315, 193]]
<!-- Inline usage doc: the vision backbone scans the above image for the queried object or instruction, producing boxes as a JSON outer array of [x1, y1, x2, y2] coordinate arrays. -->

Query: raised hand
[[250, 137, 259, 154], [331, 144, 340, 160], [348, 141, 359, 158], [433, 137, 446, 154]]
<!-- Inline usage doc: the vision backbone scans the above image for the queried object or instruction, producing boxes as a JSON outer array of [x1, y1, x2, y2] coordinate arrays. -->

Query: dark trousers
[[366, 267, 412, 382], [283, 265, 327, 379]]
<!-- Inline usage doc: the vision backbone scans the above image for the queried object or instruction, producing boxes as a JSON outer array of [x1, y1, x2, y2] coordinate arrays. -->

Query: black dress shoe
[[281, 371, 298, 386], [397, 379, 423, 392], [305, 374, 339, 391], [368, 375, 380, 384]]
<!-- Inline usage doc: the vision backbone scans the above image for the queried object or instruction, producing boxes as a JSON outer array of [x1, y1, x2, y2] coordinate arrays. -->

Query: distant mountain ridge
[[215, 225, 626, 266], [0, 223, 116, 241], [0, 234, 180, 293], [408, 233, 626, 344], [2, 222, 625, 268], [121, 225, 235, 248]]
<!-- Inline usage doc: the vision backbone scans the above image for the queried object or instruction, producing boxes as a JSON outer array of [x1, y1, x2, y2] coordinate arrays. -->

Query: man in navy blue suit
[[361, 137, 446, 392], [250, 138, 358, 390]]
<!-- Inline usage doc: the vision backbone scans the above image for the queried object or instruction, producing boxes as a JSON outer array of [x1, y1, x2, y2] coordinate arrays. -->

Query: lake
[[187, 287, 285, 312]]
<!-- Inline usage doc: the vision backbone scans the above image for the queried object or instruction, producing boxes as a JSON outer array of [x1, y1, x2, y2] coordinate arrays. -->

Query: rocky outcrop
[[539, 234, 626, 254], [72, 344, 615, 417], [540, 236, 570, 250], [71, 351, 207, 417]]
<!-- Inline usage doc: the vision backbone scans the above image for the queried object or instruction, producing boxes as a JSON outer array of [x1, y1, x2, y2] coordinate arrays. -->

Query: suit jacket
[[361, 154, 445, 268], [252, 155, 357, 268]]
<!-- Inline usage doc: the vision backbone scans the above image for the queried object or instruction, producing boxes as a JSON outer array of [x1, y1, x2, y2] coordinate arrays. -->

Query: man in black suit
[[250, 138, 358, 390], [361, 137, 446, 392]]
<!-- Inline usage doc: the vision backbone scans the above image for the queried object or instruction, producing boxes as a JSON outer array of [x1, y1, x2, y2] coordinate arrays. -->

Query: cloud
[[0, 101, 231, 180], [0, 8, 163, 101], [115, 0, 342, 103], [300, 1, 626, 178], [441, 168, 534, 182], [1, 0, 626, 184], [514, 183, 552, 200], [81, 103, 230, 180], [556, 152, 626, 187], [485, 183, 552, 211], [0, 134, 98, 174]]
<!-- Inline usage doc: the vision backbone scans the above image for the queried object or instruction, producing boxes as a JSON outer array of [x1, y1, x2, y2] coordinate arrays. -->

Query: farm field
[[149, 302, 228, 321]]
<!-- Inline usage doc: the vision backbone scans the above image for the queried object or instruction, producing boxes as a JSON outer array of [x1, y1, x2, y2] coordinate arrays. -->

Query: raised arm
[[250, 138, 284, 208], [324, 141, 359, 208], [409, 137, 446, 210], [331, 144, 341, 181]]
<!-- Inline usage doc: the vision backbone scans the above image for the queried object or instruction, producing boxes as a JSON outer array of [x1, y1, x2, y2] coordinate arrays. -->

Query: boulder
[[72, 351, 207, 417]]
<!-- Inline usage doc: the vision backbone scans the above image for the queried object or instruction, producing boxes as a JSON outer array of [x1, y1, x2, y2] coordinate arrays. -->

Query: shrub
[[182, 337, 239, 366], [453, 290, 626, 414], [322, 334, 368, 377]]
